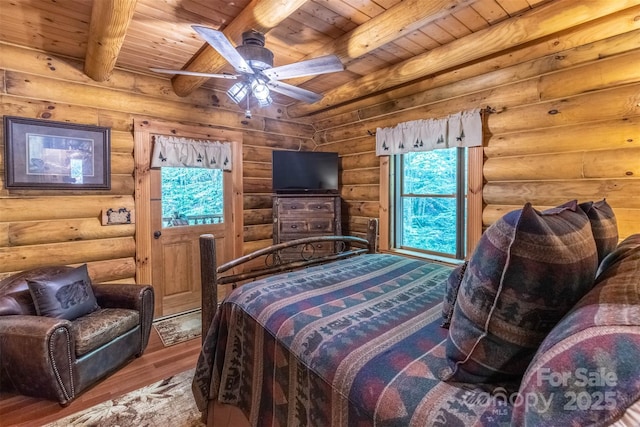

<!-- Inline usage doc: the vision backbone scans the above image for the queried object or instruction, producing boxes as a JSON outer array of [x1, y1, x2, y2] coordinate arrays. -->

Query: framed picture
[[3, 116, 110, 190]]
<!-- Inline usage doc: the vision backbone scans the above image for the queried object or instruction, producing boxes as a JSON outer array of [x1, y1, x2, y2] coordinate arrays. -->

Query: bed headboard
[[198, 218, 378, 341]]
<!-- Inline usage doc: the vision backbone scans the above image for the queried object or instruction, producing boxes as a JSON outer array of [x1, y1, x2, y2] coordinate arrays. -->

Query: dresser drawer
[[278, 219, 334, 234], [278, 198, 336, 215]]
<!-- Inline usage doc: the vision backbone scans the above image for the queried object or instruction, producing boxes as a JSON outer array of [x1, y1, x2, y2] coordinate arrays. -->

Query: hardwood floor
[[0, 328, 201, 427]]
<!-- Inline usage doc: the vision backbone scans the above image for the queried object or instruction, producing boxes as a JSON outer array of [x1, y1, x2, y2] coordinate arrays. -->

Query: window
[[160, 167, 224, 228], [391, 147, 467, 260]]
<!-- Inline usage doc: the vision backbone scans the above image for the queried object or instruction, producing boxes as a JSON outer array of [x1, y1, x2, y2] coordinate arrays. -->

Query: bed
[[192, 221, 513, 426]]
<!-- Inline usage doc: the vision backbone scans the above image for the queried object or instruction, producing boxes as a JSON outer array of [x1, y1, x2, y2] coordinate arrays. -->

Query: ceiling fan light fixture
[[227, 81, 249, 103], [256, 94, 273, 107], [251, 78, 271, 101]]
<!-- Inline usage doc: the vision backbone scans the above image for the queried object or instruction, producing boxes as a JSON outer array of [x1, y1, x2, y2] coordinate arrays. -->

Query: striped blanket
[[192, 254, 514, 426]]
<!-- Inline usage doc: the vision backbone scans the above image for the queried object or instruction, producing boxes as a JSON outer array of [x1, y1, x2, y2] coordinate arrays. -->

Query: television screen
[[272, 151, 339, 194]]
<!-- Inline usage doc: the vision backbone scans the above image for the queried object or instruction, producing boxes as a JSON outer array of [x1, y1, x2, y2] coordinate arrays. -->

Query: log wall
[[313, 7, 640, 244], [2, 5, 639, 285], [0, 42, 314, 282]]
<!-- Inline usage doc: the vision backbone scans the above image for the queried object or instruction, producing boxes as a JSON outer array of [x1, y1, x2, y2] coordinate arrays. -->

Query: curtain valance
[[375, 108, 482, 156], [151, 136, 232, 170]]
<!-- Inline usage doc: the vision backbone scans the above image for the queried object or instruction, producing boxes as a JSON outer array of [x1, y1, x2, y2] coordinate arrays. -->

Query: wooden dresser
[[273, 194, 342, 260]]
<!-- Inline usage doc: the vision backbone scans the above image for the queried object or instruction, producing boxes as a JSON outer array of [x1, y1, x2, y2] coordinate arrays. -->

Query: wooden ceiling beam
[[287, 0, 640, 117], [171, 0, 307, 97], [84, 0, 138, 82], [288, 0, 478, 87]]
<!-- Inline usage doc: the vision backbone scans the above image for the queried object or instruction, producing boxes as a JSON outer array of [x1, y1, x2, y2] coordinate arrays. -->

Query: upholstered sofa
[[508, 232, 640, 426], [0, 265, 154, 405], [436, 200, 640, 426], [429, 232, 640, 426]]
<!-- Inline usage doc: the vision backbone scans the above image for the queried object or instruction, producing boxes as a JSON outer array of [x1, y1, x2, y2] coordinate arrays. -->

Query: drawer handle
[[315, 224, 322, 228], [315, 205, 322, 209], [290, 224, 298, 229]]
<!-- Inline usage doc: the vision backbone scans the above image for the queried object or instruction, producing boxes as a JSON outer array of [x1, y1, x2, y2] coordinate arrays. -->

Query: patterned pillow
[[440, 261, 467, 329], [27, 264, 99, 320], [579, 199, 618, 264], [442, 200, 598, 383], [512, 234, 640, 426]]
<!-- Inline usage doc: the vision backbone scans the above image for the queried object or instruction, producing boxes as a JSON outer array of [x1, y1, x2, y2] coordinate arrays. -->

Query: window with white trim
[[376, 109, 484, 258], [391, 147, 467, 260]]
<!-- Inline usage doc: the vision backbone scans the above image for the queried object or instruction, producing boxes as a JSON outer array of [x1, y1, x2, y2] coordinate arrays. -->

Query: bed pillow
[[579, 199, 618, 264], [441, 261, 467, 329], [512, 234, 640, 426], [27, 264, 99, 320], [442, 200, 598, 383]]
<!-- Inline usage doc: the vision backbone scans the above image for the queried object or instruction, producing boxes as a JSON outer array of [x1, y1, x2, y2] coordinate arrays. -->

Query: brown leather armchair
[[0, 266, 154, 405]]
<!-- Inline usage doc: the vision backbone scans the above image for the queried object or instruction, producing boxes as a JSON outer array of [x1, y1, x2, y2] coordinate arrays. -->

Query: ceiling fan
[[150, 25, 344, 117]]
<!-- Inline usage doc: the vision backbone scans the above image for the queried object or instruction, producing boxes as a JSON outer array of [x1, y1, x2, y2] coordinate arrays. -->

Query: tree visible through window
[[161, 167, 224, 227], [393, 147, 467, 259]]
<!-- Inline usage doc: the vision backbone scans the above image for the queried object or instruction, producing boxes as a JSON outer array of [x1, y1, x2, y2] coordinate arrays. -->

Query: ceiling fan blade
[[149, 68, 239, 79], [263, 55, 344, 80], [192, 25, 254, 75], [267, 81, 323, 103]]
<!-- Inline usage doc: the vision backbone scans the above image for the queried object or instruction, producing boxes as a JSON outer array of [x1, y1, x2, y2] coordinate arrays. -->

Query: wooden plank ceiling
[[0, 0, 573, 117]]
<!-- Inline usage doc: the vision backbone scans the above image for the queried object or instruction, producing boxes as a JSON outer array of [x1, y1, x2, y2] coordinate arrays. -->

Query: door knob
[[153, 231, 162, 239]]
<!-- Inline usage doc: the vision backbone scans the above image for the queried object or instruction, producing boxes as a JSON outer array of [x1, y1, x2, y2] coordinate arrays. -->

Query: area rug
[[44, 369, 204, 426], [153, 310, 201, 347]]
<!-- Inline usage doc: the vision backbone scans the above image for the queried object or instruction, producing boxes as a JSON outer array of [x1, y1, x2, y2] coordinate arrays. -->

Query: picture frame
[[3, 116, 111, 190]]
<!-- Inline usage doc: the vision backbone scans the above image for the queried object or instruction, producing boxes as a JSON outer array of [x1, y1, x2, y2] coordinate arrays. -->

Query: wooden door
[[150, 167, 233, 317], [133, 120, 243, 320]]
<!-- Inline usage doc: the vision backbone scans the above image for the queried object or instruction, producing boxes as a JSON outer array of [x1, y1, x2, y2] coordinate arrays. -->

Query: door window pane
[[161, 167, 223, 228]]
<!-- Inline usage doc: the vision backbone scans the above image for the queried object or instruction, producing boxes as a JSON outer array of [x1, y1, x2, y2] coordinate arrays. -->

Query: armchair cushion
[[72, 308, 139, 356], [0, 266, 71, 316], [27, 264, 99, 320]]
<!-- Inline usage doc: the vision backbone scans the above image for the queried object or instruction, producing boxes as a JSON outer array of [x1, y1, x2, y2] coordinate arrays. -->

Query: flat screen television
[[272, 151, 339, 194]]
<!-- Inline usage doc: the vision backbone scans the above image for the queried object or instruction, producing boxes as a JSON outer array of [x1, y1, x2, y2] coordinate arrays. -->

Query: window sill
[[381, 248, 463, 267]]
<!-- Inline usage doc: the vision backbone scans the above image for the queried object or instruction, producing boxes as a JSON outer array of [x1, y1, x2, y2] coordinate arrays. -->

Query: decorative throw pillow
[[442, 200, 598, 383], [512, 234, 640, 426], [441, 261, 467, 329], [27, 264, 99, 320], [579, 199, 618, 264]]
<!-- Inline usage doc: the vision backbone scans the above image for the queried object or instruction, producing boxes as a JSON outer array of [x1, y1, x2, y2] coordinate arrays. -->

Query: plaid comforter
[[192, 254, 514, 426]]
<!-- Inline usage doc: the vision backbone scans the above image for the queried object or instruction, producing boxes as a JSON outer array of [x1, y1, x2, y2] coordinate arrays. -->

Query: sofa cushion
[[443, 200, 598, 383], [440, 261, 467, 329], [597, 230, 636, 278], [512, 234, 640, 426], [72, 308, 139, 356], [27, 264, 99, 320], [579, 199, 618, 264]]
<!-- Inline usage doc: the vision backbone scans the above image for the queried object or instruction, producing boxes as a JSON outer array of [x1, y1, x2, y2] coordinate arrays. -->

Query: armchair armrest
[[93, 283, 153, 311], [0, 313, 71, 337], [0, 315, 77, 404]]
